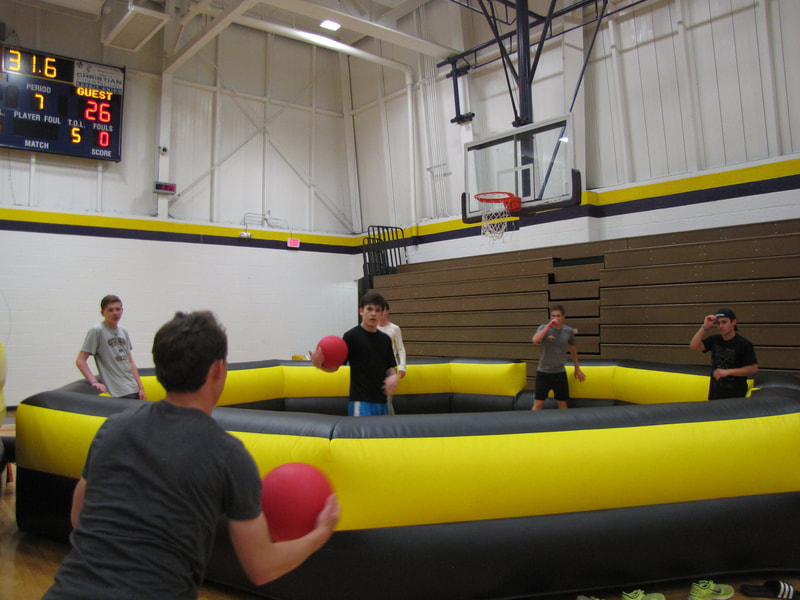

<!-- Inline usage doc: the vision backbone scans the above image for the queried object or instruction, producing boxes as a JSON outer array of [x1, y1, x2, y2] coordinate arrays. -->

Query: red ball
[[261, 462, 334, 542], [317, 335, 348, 369]]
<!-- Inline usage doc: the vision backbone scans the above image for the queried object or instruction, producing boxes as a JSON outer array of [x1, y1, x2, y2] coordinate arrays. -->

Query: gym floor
[[1, 417, 797, 600]]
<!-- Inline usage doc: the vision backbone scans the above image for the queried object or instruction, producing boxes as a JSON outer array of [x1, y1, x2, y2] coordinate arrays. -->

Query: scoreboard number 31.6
[[0, 45, 125, 162]]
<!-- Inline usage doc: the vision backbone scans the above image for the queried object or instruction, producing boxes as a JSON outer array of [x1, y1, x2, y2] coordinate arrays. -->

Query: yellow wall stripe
[[3, 157, 798, 243], [0, 207, 362, 248], [582, 157, 800, 206]]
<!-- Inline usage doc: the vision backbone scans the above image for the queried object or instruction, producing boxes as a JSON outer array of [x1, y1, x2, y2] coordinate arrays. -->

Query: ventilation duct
[[101, 0, 170, 52]]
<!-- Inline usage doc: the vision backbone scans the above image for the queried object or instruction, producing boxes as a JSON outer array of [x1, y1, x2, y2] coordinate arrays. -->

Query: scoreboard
[[0, 45, 125, 162]]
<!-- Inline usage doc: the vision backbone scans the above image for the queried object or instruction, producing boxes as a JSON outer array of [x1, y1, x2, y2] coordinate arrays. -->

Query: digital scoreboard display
[[0, 45, 125, 162]]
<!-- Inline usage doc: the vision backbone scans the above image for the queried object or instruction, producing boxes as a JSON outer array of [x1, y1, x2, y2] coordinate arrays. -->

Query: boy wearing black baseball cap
[[689, 308, 758, 399]]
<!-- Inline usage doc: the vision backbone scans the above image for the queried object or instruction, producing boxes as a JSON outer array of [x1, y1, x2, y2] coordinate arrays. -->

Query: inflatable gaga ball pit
[[14, 358, 800, 600]]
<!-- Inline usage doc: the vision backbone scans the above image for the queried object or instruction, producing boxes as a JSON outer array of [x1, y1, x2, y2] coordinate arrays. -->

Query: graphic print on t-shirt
[[108, 336, 129, 363]]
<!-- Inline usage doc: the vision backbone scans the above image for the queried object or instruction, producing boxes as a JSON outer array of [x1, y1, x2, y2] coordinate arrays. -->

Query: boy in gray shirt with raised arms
[[531, 304, 585, 410]]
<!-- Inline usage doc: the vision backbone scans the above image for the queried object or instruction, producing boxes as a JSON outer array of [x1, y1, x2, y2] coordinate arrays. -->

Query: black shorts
[[535, 371, 570, 401]]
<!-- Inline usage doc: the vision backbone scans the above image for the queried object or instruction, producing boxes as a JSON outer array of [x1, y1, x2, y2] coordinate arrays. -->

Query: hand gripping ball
[[317, 335, 348, 369], [261, 462, 334, 542]]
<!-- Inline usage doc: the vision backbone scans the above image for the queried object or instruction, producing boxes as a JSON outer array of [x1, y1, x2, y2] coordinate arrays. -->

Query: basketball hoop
[[474, 192, 521, 242]]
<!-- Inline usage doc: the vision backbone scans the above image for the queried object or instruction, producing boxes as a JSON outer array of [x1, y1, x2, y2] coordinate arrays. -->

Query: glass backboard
[[462, 115, 580, 223]]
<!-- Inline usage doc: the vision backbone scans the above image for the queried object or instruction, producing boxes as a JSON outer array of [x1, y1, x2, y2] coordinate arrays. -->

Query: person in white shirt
[[378, 302, 406, 415]]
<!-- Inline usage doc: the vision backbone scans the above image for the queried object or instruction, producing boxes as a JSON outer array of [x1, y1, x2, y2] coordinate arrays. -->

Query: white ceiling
[[27, 0, 419, 21], [25, 0, 107, 17], [23, 0, 457, 59]]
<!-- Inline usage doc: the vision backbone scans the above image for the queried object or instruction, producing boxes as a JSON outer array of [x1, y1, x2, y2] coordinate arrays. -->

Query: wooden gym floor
[[1, 419, 798, 600]]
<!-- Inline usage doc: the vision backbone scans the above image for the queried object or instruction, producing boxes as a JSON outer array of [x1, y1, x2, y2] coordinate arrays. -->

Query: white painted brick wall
[[0, 230, 361, 406]]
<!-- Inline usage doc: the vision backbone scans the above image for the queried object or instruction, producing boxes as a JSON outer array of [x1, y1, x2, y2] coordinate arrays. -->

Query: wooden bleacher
[[601, 231, 800, 372], [373, 219, 800, 388]]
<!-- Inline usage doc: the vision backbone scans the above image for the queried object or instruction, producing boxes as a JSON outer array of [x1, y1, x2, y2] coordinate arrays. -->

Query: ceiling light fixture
[[320, 19, 341, 32]]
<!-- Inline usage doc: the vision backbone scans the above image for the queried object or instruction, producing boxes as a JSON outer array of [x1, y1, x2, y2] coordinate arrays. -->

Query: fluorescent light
[[320, 19, 341, 31]]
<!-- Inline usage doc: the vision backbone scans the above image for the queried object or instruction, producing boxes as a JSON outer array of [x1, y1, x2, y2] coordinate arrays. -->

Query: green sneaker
[[623, 590, 666, 600], [689, 580, 735, 600]]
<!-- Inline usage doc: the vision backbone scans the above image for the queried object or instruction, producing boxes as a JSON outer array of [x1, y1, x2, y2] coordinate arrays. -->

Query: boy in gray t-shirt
[[531, 304, 585, 410], [76, 294, 145, 399]]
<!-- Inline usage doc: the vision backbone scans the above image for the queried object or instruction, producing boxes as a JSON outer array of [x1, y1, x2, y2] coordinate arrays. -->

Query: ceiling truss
[[438, 0, 649, 127]]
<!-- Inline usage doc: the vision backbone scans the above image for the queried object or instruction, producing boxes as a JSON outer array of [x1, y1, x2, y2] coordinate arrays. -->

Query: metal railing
[[362, 226, 407, 281]]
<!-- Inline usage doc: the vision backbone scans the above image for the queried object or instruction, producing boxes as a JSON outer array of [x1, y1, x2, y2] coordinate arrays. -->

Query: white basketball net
[[477, 193, 512, 242]]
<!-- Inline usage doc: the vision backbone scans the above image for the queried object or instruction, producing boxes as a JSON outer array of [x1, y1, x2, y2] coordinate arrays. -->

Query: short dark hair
[[550, 304, 565, 315], [152, 311, 228, 393], [100, 295, 122, 311], [360, 291, 386, 309]]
